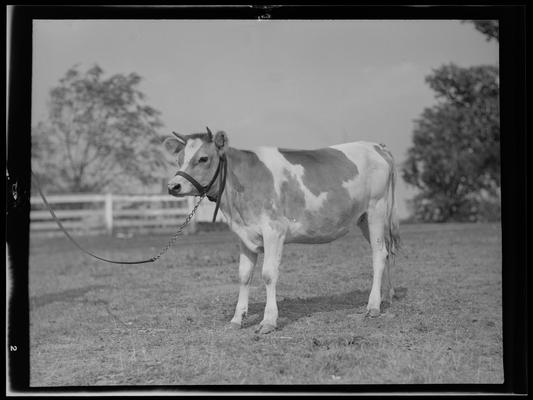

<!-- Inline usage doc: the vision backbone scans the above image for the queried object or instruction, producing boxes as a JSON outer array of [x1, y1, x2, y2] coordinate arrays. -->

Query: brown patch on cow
[[271, 149, 363, 244], [222, 148, 276, 224], [279, 148, 359, 196], [228, 170, 245, 192], [279, 171, 306, 221], [294, 209, 351, 243], [176, 151, 184, 166], [294, 199, 357, 243], [279, 147, 361, 243], [221, 146, 366, 246]]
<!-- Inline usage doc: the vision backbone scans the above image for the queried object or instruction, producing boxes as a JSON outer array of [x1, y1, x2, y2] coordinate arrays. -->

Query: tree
[[402, 63, 500, 222], [402, 20, 500, 222], [32, 64, 168, 193], [463, 20, 499, 42]]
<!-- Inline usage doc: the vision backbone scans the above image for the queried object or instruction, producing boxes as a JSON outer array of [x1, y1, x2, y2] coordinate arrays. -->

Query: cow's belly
[[285, 225, 350, 244], [285, 202, 363, 244]]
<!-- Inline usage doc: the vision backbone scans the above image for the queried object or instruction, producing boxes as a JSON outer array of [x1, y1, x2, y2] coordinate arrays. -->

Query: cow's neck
[[213, 147, 256, 224]]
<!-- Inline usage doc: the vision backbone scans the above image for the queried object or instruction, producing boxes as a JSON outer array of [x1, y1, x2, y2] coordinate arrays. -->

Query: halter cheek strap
[[175, 155, 227, 222]]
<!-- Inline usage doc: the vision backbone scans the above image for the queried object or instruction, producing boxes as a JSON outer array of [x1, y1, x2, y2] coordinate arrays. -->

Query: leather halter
[[175, 154, 227, 223]]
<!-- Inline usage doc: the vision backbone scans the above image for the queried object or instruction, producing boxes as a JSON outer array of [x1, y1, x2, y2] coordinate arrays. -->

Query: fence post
[[186, 196, 198, 235], [104, 193, 113, 235]]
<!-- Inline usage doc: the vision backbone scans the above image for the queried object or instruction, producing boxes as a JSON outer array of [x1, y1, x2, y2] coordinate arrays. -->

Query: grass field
[[29, 222, 503, 386]]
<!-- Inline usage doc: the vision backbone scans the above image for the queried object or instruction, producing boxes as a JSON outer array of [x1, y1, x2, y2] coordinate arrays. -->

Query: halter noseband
[[175, 155, 227, 223]]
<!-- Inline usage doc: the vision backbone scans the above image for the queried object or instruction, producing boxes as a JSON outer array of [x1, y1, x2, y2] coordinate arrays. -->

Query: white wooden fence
[[30, 193, 226, 235]]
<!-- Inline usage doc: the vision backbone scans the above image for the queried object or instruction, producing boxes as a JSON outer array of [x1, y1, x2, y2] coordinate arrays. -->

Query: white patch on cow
[[329, 141, 391, 200], [254, 147, 328, 211], [341, 178, 360, 199], [329, 142, 371, 200], [182, 139, 203, 168]]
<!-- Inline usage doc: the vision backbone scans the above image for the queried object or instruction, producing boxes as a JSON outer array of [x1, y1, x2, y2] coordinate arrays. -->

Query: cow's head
[[164, 127, 229, 196]]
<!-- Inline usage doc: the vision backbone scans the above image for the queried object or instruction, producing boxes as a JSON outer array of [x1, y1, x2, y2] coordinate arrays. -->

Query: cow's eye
[[198, 156, 209, 163]]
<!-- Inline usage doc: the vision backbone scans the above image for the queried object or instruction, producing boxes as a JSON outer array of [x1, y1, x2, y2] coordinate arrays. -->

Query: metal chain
[[149, 193, 207, 262]]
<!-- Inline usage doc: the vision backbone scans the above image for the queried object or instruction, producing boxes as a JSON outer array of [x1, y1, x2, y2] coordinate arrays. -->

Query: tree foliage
[[32, 65, 168, 193], [463, 20, 499, 42], [402, 64, 500, 222]]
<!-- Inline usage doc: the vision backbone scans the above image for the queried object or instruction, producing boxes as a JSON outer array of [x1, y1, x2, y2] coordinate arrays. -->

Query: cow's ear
[[214, 131, 229, 155], [163, 137, 185, 155]]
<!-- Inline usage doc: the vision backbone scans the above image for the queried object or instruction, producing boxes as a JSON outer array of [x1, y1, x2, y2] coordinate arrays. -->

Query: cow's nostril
[[168, 183, 181, 194]]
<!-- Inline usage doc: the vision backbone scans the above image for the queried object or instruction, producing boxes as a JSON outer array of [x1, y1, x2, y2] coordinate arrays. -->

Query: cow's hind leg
[[230, 242, 258, 328], [357, 212, 394, 307], [366, 200, 389, 317], [382, 255, 395, 306], [256, 228, 285, 334]]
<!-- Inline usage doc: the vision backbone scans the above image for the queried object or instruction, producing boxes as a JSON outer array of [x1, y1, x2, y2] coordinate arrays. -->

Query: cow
[[164, 128, 400, 334]]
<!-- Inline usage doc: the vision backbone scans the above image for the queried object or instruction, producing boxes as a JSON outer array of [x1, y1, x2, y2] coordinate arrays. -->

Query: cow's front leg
[[256, 229, 285, 334], [230, 242, 258, 328]]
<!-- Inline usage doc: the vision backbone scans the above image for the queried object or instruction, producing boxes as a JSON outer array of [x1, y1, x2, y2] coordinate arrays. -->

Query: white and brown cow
[[165, 128, 400, 334]]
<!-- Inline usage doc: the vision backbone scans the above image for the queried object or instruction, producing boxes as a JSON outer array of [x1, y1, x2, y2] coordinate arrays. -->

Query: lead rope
[[31, 170, 206, 265]]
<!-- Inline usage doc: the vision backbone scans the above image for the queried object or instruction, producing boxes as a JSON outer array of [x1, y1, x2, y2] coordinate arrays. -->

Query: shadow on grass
[[30, 285, 109, 310], [243, 287, 407, 329]]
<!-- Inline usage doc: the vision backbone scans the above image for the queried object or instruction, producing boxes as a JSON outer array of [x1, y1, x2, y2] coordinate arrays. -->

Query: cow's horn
[[206, 126, 213, 141], [172, 131, 187, 144]]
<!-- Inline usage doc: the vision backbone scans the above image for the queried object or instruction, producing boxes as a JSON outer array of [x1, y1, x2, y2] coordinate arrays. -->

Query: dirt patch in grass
[[29, 223, 502, 386]]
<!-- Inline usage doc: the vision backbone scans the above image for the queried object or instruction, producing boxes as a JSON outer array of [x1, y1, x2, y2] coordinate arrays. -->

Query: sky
[[31, 19, 499, 218]]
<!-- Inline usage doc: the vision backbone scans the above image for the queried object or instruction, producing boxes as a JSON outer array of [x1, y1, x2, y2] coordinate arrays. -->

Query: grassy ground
[[29, 223, 503, 386]]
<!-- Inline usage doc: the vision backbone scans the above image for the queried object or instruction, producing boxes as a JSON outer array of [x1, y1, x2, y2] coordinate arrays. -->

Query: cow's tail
[[385, 157, 401, 261]]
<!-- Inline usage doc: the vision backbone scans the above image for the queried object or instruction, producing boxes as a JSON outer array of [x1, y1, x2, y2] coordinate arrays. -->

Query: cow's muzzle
[[168, 182, 183, 196]]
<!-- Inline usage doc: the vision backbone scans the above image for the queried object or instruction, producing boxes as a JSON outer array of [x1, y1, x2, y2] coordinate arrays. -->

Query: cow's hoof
[[381, 300, 392, 311], [366, 308, 381, 318], [381, 289, 394, 305], [255, 323, 276, 334], [229, 321, 242, 330]]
